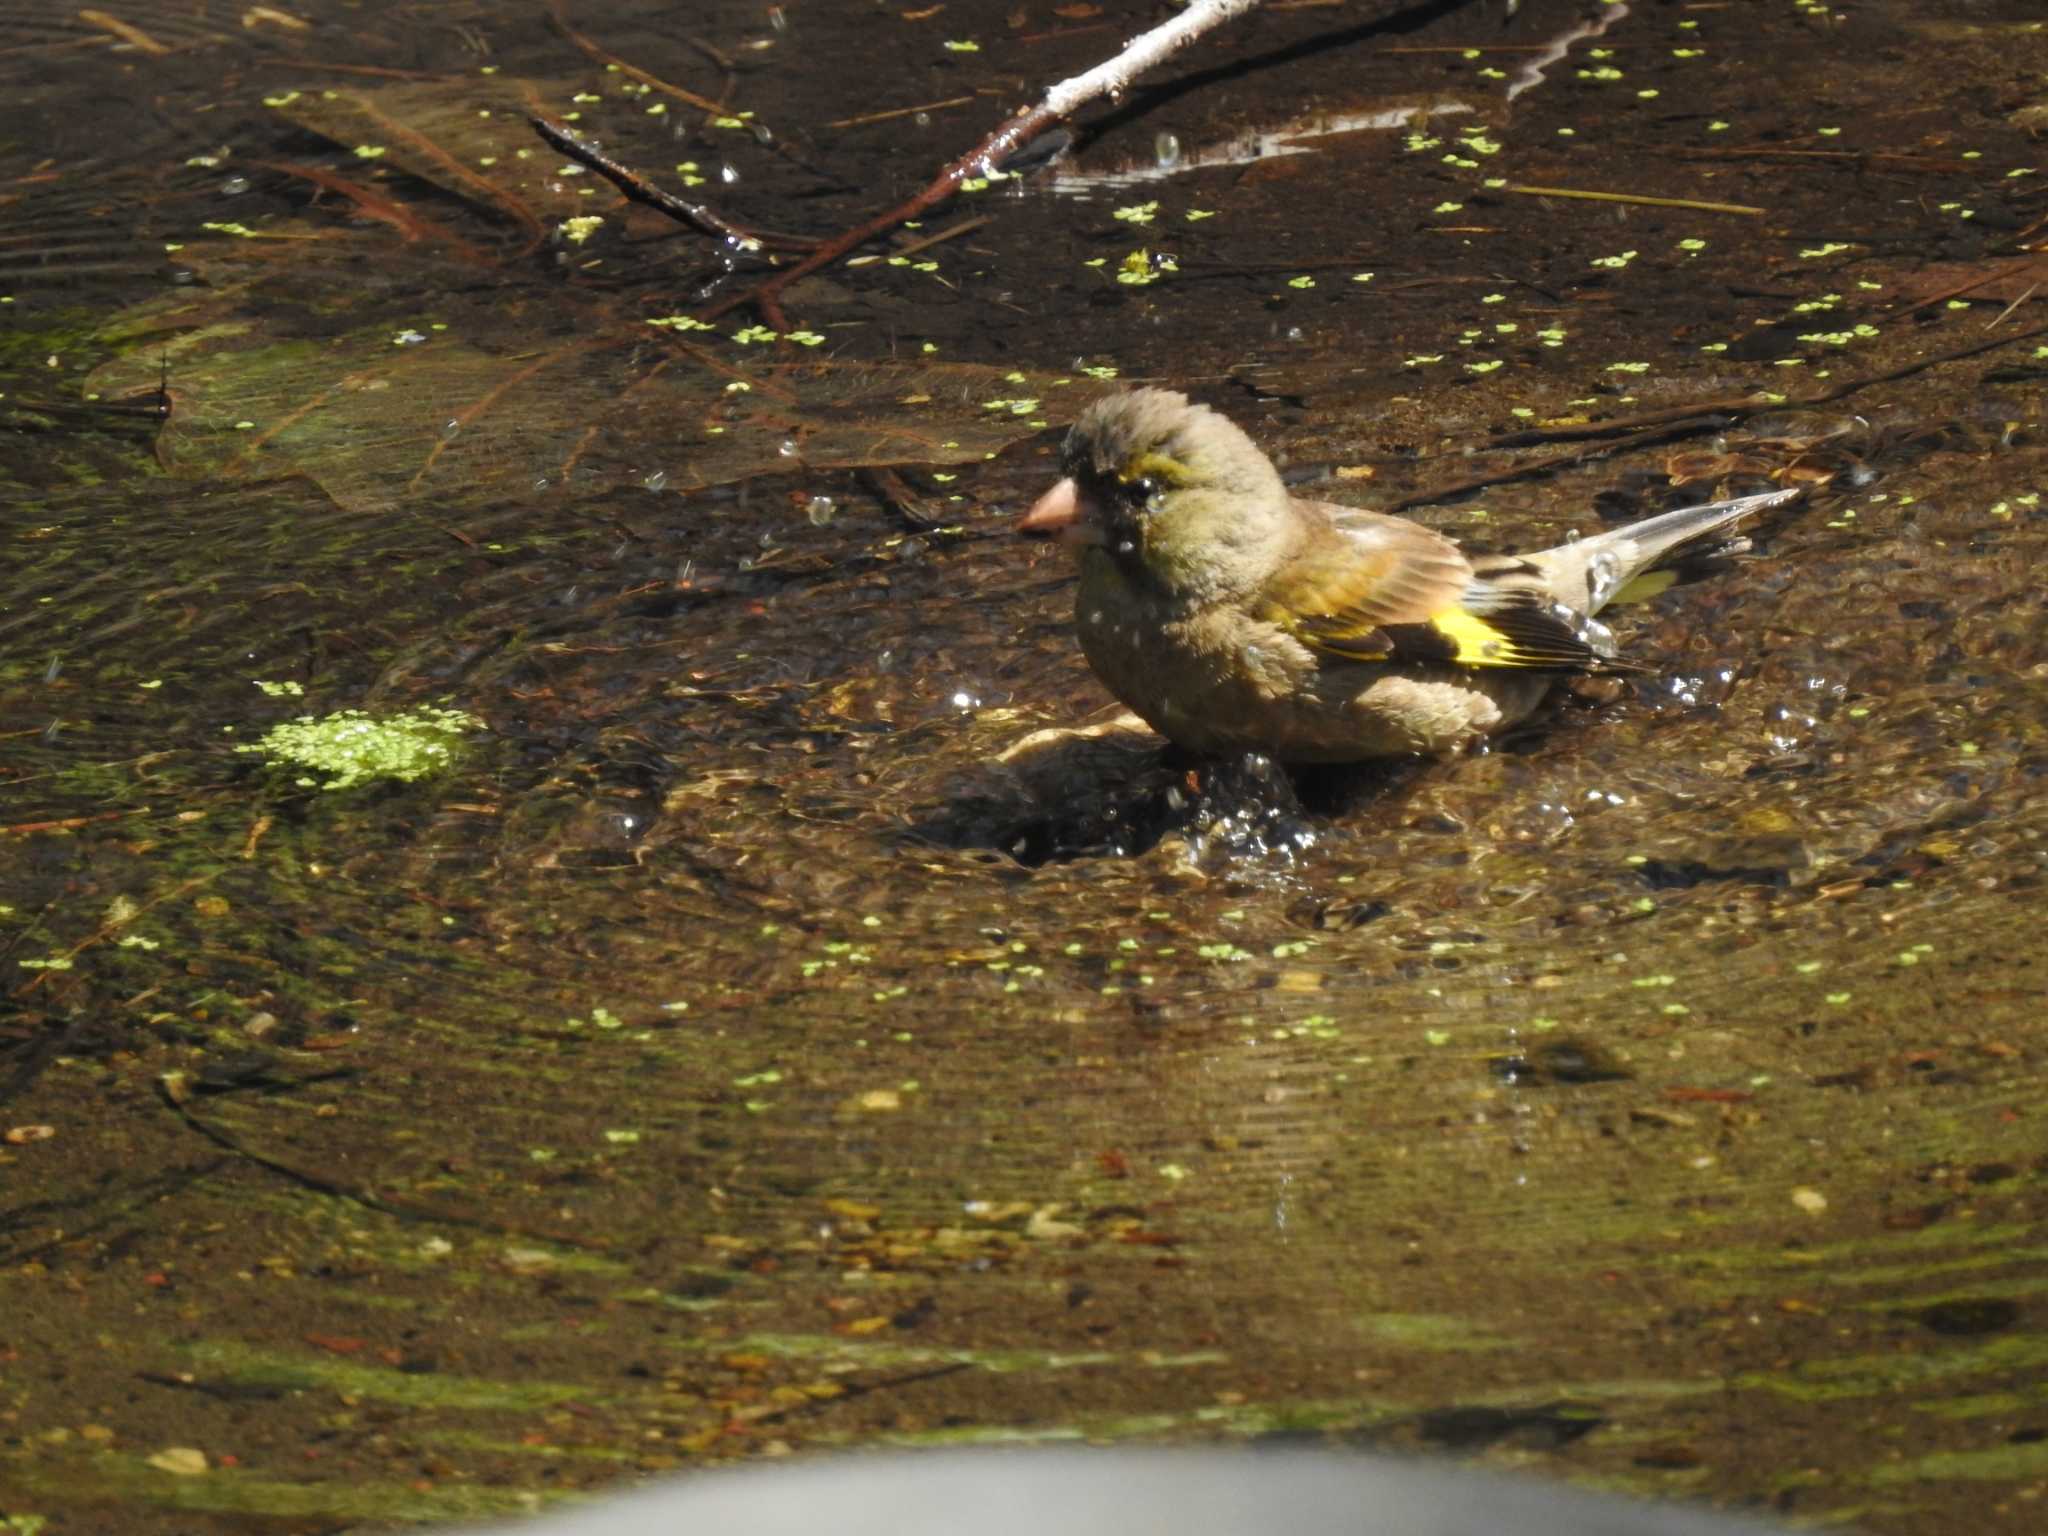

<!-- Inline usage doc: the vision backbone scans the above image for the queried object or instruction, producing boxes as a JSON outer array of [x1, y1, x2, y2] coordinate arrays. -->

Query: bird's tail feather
[[1534, 488, 1801, 615]]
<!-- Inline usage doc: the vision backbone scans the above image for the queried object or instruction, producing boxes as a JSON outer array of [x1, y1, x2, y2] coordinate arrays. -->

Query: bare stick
[[1505, 184, 1764, 218], [547, 0, 726, 117], [530, 115, 815, 253], [702, 0, 1266, 322], [826, 96, 976, 131]]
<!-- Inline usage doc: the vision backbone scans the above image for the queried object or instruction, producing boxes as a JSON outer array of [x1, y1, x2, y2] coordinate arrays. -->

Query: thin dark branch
[[1392, 320, 2048, 509], [529, 115, 815, 254]]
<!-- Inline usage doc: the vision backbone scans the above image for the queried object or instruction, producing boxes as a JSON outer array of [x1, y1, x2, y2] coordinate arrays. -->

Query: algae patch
[[238, 705, 483, 790]]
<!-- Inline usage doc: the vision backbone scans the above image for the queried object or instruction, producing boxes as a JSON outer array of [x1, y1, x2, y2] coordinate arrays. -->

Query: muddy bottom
[[3, 0, 2046, 1532]]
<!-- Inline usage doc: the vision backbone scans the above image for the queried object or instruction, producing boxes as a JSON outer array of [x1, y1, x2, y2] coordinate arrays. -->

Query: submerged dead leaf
[[59, 74, 1113, 512], [87, 237, 1106, 511], [269, 78, 604, 242]]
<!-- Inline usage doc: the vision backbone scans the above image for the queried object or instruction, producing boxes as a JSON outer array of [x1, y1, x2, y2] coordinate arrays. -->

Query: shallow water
[[3, 1, 2046, 1531]]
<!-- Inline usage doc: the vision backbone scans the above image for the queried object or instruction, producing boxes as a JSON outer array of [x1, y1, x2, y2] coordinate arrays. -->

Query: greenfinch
[[1019, 388, 1797, 763]]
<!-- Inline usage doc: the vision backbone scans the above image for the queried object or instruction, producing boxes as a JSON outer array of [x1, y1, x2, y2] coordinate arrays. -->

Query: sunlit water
[[3, 1, 2045, 1532]]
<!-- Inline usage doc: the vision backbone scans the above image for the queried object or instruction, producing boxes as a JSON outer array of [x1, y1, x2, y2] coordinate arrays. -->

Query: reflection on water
[[1046, 99, 1476, 194]]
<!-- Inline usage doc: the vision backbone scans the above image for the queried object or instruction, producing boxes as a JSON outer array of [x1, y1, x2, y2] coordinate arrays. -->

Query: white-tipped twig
[[697, 0, 1267, 323]]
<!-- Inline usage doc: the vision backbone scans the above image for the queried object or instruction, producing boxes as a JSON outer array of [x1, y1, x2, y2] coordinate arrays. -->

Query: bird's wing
[[1262, 503, 1622, 674]]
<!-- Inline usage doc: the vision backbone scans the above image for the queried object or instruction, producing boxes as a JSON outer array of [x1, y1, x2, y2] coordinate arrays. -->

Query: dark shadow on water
[[906, 733, 1436, 865]]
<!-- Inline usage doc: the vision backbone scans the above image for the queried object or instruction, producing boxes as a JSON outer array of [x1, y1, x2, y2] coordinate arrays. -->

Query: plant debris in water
[[239, 706, 483, 790], [1, 2, 2045, 1534]]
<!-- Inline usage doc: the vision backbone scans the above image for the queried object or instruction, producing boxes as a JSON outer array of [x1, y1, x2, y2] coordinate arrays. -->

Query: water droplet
[[914, 112, 931, 128], [805, 494, 837, 526], [643, 469, 668, 492], [777, 437, 798, 458], [1153, 132, 1181, 167], [720, 162, 740, 184], [951, 691, 979, 711], [220, 175, 250, 196], [441, 419, 461, 439], [533, 476, 550, 492], [768, 5, 788, 29], [1286, 326, 1305, 343], [759, 531, 777, 549]]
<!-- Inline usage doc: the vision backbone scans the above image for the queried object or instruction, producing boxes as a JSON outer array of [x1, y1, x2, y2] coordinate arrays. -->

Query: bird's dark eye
[[1129, 476, 1158, 505]]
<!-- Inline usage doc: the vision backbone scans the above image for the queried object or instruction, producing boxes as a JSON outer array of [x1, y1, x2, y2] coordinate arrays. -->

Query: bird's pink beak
[[1017, 476, 1101, 544]]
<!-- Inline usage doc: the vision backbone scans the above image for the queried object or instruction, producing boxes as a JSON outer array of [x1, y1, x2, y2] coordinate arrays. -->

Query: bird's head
[[1019, 388, 1293, 603]]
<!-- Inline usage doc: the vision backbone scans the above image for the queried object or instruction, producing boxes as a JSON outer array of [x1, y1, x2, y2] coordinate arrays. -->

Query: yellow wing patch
[[1429, 607, 1517, 666], [1422, 601, 1624, 672]]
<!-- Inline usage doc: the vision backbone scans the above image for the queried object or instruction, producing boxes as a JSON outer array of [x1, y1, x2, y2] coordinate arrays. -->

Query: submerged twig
[[1677, 146, 1975, 174], [530, 116, 814, 254], [76, 8, 172, 54], [826, 96, 976, 131], [1506, 184, 1764, 218], [1983, 282, 2040, 332], [1896, 256, 2045, 319], [258, 160, 493, 263], [545, 0, 725, 116], [701, 0, 1267, 323], [849, 216, 992, 266], [161, 1084, 612, 1251], [1393, 320, 2048, 508]]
